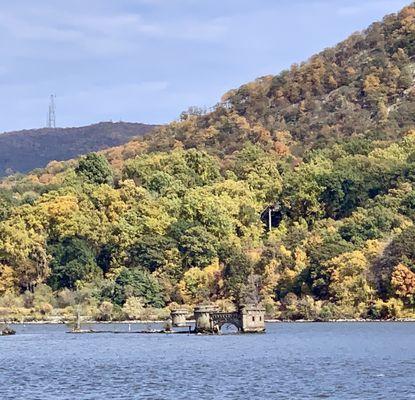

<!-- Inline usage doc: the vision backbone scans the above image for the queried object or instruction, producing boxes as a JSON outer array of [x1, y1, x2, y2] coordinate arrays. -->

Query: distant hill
[[0, 121, 157, 176]]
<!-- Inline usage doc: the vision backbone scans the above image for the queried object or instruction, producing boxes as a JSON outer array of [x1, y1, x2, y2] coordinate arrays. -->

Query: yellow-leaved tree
[[0, 264, 17, 295], [178, 260, 224, 304], [327, 250, 374, 316]]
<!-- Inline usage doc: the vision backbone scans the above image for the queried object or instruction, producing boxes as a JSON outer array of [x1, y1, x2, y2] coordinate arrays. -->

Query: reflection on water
[[220, 322, 239, 334], [1, 322, 415, 399]]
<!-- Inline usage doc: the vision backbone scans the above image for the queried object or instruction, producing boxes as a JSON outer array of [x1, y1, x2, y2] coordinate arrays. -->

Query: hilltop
[[0, 121, 157, 176], [145, 4, 415, 158], [0, 4, 415, 323]]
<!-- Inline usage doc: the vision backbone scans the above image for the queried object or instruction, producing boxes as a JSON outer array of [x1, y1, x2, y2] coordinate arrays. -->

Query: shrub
[[122, 297, 145, 320], [39, 302, 53, 315], [97, 301, 113, 321]]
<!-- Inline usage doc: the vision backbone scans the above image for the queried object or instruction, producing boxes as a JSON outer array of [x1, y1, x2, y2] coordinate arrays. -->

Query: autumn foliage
[[1, 4, 415, 321]]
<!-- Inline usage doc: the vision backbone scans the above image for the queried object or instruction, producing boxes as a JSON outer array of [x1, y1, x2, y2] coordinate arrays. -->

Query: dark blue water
[[1, 322, 415, 399]]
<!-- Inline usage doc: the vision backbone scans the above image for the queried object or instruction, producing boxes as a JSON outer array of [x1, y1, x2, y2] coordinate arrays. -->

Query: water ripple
[[1, 322, 415, 399]]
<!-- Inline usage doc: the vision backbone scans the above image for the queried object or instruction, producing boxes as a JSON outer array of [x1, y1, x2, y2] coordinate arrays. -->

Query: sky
[[0, 0, 410, 132]]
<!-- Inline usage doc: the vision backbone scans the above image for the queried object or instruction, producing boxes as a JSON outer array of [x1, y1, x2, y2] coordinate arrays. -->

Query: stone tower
[[171, 309, 189, 327], [239, 304, 266, 333]]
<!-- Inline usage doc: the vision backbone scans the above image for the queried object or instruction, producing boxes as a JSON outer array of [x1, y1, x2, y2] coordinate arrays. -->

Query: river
[[1, 322, 415, 399]]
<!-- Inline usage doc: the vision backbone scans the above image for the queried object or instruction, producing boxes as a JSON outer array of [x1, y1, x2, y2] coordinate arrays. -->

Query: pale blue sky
[[0, 0, 410, 132]]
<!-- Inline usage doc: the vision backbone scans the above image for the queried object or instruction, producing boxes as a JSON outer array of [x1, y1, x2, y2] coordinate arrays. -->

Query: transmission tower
[[47, 94, 56, 128]]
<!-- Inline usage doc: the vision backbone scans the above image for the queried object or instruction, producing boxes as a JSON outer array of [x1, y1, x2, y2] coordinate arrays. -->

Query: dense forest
[[0, 4, 415, 322]]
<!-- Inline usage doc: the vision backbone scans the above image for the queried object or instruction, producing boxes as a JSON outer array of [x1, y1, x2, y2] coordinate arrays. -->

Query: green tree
[[112, 267, 165, 307], [179, 226, 218, 268], [75, 153, 113, 185], [232, 143, 282, 202], [48, 237, 102, 290], [126, 236, 176, 272], [219, 244, 254, 304], [307, 232, 355, 299]]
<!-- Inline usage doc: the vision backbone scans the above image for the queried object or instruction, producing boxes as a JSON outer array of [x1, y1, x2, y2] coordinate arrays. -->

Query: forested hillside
[[0, 122, 156, 176], [0, 4, 415, 322]]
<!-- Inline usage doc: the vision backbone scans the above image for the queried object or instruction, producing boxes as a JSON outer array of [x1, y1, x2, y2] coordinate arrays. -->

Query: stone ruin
[[171, 304, 265, 334]]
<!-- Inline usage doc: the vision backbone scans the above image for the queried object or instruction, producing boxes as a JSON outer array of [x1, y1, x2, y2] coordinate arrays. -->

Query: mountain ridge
[[0, 121, 157, 176]]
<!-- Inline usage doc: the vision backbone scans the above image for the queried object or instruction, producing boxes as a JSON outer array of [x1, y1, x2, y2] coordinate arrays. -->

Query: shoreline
[[5, 318, 415, 325]]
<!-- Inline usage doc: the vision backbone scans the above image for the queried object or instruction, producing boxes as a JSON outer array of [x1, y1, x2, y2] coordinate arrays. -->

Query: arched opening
[[219, 323, 239, 334]]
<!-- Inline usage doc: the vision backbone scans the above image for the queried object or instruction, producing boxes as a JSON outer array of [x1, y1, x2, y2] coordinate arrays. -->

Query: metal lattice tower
[[47, 94, 56, 128]]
